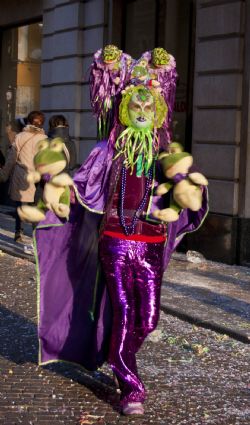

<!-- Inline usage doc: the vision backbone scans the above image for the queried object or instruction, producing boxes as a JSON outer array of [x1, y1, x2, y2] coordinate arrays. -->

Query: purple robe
[[35, 140, 208, 369]]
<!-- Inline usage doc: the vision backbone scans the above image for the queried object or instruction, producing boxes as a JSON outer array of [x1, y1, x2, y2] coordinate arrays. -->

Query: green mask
[[115, 85, 168, 174], [128, 89, 155, 130]]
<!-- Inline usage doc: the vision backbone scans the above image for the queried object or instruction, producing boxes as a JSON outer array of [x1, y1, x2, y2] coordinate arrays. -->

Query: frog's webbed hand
[[27, 171, 41, 184]]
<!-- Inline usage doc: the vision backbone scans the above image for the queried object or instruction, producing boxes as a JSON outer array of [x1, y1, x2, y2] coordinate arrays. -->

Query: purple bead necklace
[[119, 165, 153, 236]]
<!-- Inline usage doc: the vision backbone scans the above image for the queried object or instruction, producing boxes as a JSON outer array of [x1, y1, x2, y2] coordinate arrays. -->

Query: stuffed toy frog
[[18, 137, 73, 223], [153, 142, 208, 222]]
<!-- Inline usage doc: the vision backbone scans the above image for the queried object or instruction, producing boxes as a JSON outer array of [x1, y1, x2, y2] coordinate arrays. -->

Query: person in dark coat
[[0, 149, 5, 167], [48, 115, 77, 176], [0, 148, 6, 203]]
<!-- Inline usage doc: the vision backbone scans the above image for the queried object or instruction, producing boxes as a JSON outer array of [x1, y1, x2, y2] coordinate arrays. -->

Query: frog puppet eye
[[37, 139, 49, 151], [50, 137, 64, 152]]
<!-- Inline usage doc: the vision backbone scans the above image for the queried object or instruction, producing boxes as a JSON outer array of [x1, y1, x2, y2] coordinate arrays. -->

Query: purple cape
[[35, 141, 208, 370]]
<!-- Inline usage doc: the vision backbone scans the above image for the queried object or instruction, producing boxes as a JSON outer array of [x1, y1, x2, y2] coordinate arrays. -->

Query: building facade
[[0, 0, 249, 266]]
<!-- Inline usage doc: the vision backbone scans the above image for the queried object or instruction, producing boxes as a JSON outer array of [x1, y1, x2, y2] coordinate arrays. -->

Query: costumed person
[[34, 46, 208, 416]]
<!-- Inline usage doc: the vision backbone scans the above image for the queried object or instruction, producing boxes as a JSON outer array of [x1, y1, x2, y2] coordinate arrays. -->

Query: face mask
[[128, 90, 155, 130], [115, 85, 168, 174]]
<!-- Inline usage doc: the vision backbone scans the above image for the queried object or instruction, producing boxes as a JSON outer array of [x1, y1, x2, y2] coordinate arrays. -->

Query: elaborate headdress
[[89, 45, 178, 155]]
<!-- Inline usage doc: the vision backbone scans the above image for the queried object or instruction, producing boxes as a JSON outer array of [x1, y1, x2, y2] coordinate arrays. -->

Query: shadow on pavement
[[191, 268, 250, 289], [0, 233, 19, 244], [0, 304, 37, 364], [44, 363, 121, 414], [0, 304, 120, 413]]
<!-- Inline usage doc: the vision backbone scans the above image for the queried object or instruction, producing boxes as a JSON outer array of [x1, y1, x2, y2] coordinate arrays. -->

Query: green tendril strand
[[147, 133, 153, 173], [127, 130, 134, 153], [138, 131, 145, 154], [114, 127, 158, 175], [130, 132, 139, 164]]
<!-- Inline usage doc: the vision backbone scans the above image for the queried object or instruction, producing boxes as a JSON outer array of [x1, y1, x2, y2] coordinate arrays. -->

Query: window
[[0, 22, 42, 151], [122, 0, 194, 149]]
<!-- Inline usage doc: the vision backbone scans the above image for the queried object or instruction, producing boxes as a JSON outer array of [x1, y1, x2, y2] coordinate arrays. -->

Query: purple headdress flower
[[89, 46, 133, 140], [140, 50, 178, 146]]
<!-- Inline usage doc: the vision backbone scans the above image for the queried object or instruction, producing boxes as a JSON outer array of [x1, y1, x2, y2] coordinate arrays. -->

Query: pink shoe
[[122, 402, 144, 415]]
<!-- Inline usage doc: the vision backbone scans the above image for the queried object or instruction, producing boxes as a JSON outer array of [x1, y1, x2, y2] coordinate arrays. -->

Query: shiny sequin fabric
[[99, 235, 165, 405]]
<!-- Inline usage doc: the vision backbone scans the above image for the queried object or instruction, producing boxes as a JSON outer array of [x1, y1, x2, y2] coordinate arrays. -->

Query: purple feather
[[141, 51, 178, 145], [89, 49, 133, 119]]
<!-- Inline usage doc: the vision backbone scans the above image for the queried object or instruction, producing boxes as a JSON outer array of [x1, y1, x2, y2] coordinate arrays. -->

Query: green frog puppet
[[18, 137, 73, 223]]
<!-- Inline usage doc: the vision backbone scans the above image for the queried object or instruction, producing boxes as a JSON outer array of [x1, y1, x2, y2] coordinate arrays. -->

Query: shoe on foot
[[122, 402, 144, 416], [14, 232, 23, 243]]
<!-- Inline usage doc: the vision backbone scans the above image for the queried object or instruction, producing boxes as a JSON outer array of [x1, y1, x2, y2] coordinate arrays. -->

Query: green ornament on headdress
[[131, 66, 149, 81], [152, 47, 170, 67], [103, 45, 122, 63]]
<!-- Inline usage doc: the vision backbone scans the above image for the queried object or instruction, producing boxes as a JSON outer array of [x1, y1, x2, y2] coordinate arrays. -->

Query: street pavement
[[0, 205, 249, 343], [0, 206, 249, 424], [0, 206, 33, 262]]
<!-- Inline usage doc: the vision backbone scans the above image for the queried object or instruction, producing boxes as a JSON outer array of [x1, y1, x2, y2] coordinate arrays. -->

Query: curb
[[0, 243, 35, 263], [160, 304, 250, 344], [0, 208, 34, 263]]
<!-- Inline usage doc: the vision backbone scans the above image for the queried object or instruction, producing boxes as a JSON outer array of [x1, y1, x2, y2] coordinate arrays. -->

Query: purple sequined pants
[[99, 235, 165, 405]]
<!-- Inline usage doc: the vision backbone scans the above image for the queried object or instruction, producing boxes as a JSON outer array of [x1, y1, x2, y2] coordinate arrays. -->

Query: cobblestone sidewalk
[[0, 253, 249, 424], [163, 255, 250, 343]]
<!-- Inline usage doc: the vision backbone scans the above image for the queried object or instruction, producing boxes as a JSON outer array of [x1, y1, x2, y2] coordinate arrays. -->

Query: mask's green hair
[[114, 127, 157, 175]]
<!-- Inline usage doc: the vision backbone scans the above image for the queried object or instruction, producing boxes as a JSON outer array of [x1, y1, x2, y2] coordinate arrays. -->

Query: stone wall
[[189, 0, 250, 265], [192, 0, 246, 216], [41, 0, 108, 162]]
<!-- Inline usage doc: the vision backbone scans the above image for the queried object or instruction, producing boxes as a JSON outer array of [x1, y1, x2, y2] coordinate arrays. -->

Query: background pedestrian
[[7, 111, 47, 242], [48, 114, 77, 176]]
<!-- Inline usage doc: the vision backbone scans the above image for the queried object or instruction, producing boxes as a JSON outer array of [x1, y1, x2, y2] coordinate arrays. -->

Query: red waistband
[[103, 230, 166, 243]]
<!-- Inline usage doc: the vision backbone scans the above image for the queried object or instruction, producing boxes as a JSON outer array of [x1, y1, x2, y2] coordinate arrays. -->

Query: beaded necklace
[[119, 164, 153, 236]]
